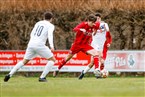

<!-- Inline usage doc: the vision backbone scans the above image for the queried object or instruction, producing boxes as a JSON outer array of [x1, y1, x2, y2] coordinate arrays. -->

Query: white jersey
[[91, 21, 109, 51], [28, 20, 55, 48]]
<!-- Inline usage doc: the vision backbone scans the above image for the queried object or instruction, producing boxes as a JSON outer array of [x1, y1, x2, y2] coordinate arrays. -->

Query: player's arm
[[93, 22, 100, 36], [104, 23, 109, 32], [106, 31, 112, 47], [88, 37, 93, 45], [73, 22, 86, 33], [48, 25, 55, 51], [99, 22, 109, 33], [103, 23, 112, 47]]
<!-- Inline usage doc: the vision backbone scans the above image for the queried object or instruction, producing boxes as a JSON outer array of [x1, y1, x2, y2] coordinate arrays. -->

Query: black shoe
[[78, 70, 85, 80], [39, 78, 47, 82], [53, 70, 59, 77], [4, 74, 11, 82]]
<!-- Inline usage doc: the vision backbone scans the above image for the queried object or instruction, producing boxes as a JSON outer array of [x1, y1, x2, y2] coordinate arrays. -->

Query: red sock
[[58, 59, 66, 70], [100, 63, 104, 70], [94, 56, 99, 69]]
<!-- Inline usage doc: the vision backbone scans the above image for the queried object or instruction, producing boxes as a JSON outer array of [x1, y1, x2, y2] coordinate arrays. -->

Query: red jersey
[[73, 22, 99, 45]]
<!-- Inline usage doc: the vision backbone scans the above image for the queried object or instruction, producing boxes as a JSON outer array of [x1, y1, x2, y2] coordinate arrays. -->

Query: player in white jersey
[[78, 13, 112, 79], [91, 22, 109, 52], [4, 12, 56, 82]]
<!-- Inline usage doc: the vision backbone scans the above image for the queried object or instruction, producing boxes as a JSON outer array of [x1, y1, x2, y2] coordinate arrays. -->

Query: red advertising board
[[0, 50, 144, 72], [0, 50, 91, 72], [0, 50, 90, 66]]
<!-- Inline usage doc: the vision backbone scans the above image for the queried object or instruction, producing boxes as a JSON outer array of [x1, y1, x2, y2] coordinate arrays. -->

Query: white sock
[[40, 61, 54, 78], [9, 61, 24, 77], [83, 66, 91, 74]]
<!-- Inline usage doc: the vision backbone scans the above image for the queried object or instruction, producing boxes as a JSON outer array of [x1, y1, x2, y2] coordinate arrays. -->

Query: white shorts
[[24, 45, 53, 60], [91, 43, 103, 51]]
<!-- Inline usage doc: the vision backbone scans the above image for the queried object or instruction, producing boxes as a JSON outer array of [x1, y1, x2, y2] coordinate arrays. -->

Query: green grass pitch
[[0, 76, 144, 97]]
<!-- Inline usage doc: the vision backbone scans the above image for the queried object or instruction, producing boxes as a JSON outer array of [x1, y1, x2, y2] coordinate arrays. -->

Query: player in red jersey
[[78, 13, 112, 79], [53, 14, 101, 77]]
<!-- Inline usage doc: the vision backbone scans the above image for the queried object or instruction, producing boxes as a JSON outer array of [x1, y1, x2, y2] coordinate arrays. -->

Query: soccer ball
[[101, 69, 109, 78]]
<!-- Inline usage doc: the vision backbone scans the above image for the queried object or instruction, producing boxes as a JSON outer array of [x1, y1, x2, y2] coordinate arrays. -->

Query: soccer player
[[78, 13, 112, 79], [53, 14, 101, 77], [4, 12, 56, 82]]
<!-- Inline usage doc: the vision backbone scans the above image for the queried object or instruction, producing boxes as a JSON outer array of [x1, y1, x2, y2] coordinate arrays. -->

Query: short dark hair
[[87, 14, 97, 23], [95, 13, 101, 17], [44, 12, 53, 20]]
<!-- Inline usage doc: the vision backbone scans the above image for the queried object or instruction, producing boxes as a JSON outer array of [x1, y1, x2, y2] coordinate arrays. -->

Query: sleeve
[[95, 22, 100, 30], [105, 23, 109, 32], [48, 25, 55, 49], [106, 31, 112, 44], [88, 37, 93, 45], [73, 22, 85, 32]]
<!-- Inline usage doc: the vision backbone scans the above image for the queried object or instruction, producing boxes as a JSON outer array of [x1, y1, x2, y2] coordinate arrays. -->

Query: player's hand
[[107, 43, 110, 47], [50, 48, 55, 52], [93, 29, 97, 36], [99, 29, 103, 33], [80, 29, 86, 32]]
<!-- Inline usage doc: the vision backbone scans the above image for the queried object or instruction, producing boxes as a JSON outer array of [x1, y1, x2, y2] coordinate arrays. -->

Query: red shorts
[[69, 43, 94, 54]]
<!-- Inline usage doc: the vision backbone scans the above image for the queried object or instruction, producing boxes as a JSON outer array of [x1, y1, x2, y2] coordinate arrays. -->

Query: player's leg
[[39, 57, 56, 82], [100, 58, 105, 70], [4, 59, 30, 82], [100, 47, 108, 70], [78, 56, 94, 79], [4, 47, 35, 82], [58, 53, 74, 70], [9, 59, 29, 77], [84, 57, 94, 74], [78, 45, 99, 79], [94, 51, 102, 69], [53, 53, 74, 77], [57, 43, 79, 70], [86, 49, 100, 69], [53, 43, 79, 77], [37, 46, 56, 82], [87, 49, 102, 77]]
